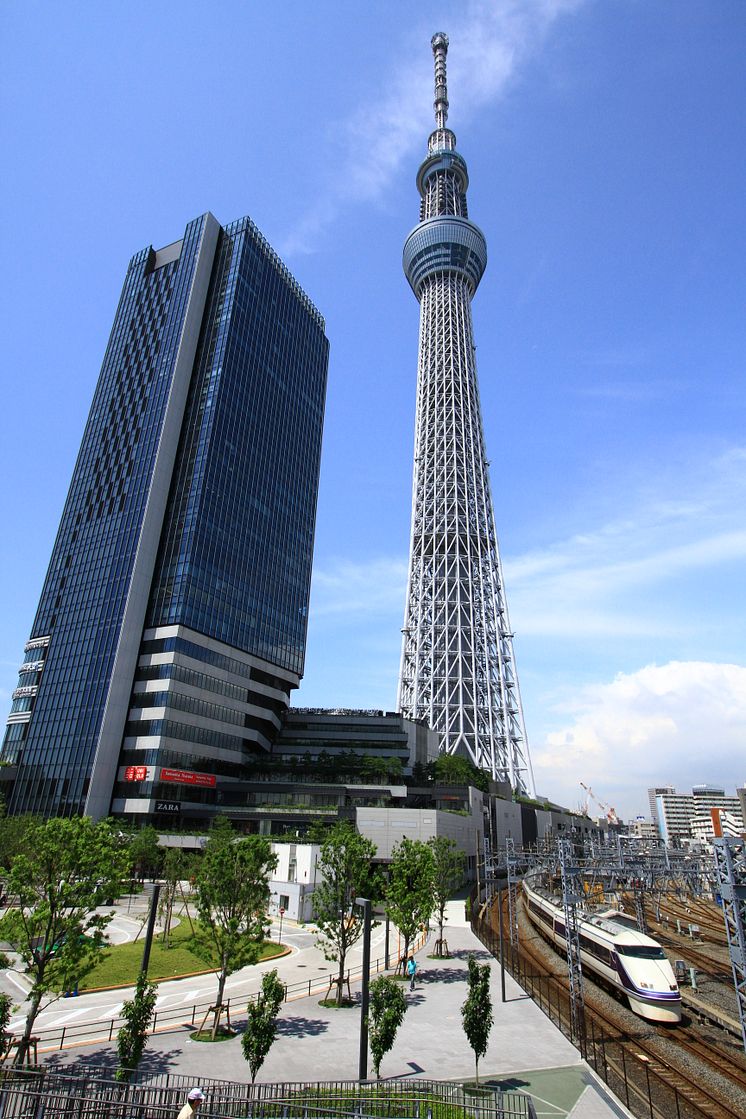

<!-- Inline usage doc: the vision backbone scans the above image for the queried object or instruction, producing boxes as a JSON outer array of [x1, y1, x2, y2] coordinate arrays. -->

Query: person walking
[[177, 1087, 205, 1119], [406, 954, 418, 991]]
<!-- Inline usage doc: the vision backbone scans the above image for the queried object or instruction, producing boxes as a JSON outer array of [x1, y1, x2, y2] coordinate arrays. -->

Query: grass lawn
[[260, 1087, 481, 1119], [77, 919, 282, 990]]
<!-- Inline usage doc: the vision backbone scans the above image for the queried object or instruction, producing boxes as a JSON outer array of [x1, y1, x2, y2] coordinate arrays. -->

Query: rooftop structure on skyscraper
[[397, 34, 535, 795]]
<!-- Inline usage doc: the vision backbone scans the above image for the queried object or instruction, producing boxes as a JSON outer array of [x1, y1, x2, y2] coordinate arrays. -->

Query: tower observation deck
[[397, 33, 535, 795]]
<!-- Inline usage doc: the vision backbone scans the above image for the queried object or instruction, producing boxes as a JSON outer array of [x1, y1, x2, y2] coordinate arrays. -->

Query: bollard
[[689, 967, 697, 991]]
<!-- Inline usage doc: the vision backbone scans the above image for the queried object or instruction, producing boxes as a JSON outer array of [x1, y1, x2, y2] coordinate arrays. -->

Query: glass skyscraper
[[2, 212, 329, 822]]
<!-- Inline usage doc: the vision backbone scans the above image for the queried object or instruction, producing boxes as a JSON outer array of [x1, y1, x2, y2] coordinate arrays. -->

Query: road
[[1, 898, 398, 1040]]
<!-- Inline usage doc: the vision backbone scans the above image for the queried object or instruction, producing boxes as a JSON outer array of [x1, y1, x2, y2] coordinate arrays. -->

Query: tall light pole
[[355, 896, 372, 1081], [140, 882, 161, 977]]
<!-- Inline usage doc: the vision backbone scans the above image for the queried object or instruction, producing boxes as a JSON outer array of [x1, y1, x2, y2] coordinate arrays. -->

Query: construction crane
[[580, 782, 620, 825]]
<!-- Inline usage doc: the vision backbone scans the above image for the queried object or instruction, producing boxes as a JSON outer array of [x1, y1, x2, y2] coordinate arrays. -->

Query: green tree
[[361, 755, 403, 784], [241, 968, 285, 1082], [428, 837, 465, 958], [432, 754, 488, 792], [159, 847, 193, 948], [313, 823, 379, 1005], [0, 813, 40, 873], [0, 816, 128, 1063], [124, 825, 162, 881], [385, 838, 435, 966], [115, 971, 158, 1081], [361, 755, 391, 784], [411, 761, 429, 785], [306, 818, 332, 844], [368, 975, 407, 1079], [461, 954, 493, 1085], [193, 818, 277, 1037], [0, 992, 13, 1061]]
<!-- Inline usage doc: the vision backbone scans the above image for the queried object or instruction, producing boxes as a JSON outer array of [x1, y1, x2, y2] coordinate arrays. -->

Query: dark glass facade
[[2, 213, 328, 820], [147, 218, 327, 674]]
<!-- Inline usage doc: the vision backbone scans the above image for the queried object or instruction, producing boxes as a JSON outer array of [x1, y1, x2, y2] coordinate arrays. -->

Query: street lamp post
[[140, 882, 161, 977], [355, 896, 372, 1081]]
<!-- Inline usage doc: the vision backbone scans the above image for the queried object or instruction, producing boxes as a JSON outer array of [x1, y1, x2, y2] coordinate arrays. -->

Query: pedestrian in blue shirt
[[406, 954, 418, 991]]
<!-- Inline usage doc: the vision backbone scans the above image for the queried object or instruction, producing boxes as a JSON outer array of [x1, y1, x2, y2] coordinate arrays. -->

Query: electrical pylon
[[397, 32, 535, 794]]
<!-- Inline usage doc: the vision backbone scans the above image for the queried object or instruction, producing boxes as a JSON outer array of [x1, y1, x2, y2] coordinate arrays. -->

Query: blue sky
[[2, 1, 745, 820]]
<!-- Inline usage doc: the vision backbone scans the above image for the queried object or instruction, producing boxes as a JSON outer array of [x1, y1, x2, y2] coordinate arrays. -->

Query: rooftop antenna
[[431, 32, 449, 129]]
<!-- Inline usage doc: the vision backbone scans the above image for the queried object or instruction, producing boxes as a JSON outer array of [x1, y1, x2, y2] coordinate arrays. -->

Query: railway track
[[661, 1022, 746, 1095], [659, 938, 732, 981], [511, 898, 746, 1119], [649, 894, 728, 945]]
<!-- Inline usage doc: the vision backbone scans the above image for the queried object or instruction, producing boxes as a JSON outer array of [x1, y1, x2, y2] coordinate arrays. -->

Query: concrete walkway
[[43, 900, 633, 1118]]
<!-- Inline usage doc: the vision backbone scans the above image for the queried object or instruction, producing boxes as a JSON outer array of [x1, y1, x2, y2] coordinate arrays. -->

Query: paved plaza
[[35, 900, 633, 1118]]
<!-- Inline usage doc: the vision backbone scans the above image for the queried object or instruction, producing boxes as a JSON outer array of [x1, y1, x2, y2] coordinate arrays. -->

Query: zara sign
[[154, 801, 181, 816]]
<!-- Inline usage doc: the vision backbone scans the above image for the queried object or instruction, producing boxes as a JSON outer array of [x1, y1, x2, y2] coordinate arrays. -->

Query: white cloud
[[532, 661, 746, 818], [280, 0, 585, 255], [505, 446, 746, 639], [310, 556, 407, 620]]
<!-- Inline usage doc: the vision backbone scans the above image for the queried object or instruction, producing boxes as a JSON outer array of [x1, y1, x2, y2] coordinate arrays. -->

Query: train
[[523, 879, 682, 1023]]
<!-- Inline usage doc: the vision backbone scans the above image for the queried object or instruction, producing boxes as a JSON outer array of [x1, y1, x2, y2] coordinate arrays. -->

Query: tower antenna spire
[[431, 32, 449, 130]]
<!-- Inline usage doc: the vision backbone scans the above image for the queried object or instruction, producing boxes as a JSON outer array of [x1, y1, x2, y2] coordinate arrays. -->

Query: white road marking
[[180, 988, 205, 1003], [45, 1007, 89, 1027], [4, 971, 31, 995]]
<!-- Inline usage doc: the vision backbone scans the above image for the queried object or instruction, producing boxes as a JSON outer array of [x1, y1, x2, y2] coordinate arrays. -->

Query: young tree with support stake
[[115, 972, 158, 1081], [384, 838, 435, 967], [241, 968, 285, 1082], [368, 975, 407, 1079], [313, 823, 379, 1006], [0, 816, 128, 1064], [159, 847, 194, 948], [193, 818, 277, 1038], [0, 993, 13, 1061], [428, 837, 465, 958], [461, 954, 493, 1085]]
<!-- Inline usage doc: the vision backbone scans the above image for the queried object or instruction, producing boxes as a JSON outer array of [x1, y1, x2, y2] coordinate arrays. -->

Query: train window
[[617, 945, 666, 960]]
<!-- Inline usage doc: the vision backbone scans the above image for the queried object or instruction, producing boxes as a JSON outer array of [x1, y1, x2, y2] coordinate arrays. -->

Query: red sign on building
[[124, 765, 148, 782], [160, 767, 216, 789]]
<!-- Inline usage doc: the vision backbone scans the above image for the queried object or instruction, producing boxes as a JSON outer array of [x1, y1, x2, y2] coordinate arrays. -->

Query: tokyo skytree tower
[[398, 33, 535, 795]]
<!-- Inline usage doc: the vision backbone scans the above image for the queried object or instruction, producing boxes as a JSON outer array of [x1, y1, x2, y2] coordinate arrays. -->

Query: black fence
[[0, 1067, 537, 1119], [471, 900, 724, 1119]]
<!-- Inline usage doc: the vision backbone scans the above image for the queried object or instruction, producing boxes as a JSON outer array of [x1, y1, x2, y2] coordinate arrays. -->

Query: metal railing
[[0, 1067, 536, 1119], [470, 900, 726, 1119]]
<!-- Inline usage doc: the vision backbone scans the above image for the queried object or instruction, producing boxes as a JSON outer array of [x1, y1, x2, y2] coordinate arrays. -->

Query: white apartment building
[[627, 816, 659, 841], [268, 841, 321, 923], [690, 808, 743, 850], [651, 784, 743, 846]]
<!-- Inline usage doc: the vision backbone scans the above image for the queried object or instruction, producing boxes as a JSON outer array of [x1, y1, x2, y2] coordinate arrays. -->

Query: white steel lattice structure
[[398, 33, 535, 794]]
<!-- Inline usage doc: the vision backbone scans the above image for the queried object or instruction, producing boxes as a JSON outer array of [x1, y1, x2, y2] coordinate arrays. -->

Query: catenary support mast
[[398, 33, 535, 794]]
